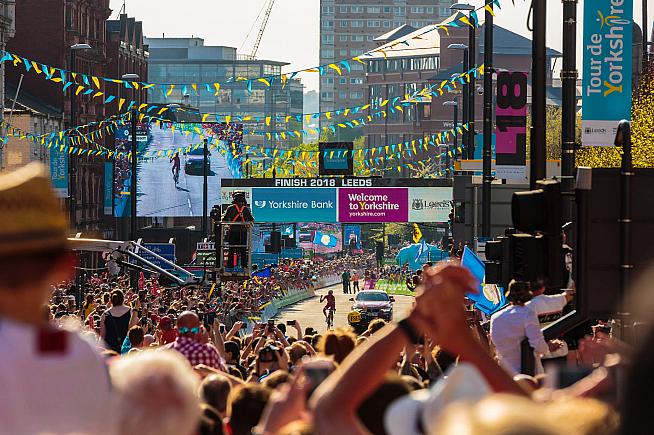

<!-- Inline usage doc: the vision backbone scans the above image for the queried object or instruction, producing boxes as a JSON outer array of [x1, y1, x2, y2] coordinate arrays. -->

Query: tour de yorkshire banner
[[581, 0, 632, 147]]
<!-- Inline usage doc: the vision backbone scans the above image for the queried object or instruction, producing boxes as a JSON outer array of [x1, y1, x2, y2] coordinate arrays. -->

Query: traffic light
[[510, 179, 564, 289], [484, 235, 513, 289]]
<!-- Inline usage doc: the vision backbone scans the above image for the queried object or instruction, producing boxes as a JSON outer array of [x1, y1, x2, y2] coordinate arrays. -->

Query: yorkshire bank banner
[[581, 0, 632, 146]]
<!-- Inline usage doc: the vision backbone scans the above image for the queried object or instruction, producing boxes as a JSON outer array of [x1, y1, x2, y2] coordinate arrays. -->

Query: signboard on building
[[581, 1, 632, 146], [221, 178, 452, 223], [495, 71, 528, 180], [319, 142, 353, 176], [139, 243, 176, 270]]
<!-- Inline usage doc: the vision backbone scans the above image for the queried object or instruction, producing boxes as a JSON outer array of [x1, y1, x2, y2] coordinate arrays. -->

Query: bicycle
[[172, 166, 180, 185], [325, 307, 335, 330]]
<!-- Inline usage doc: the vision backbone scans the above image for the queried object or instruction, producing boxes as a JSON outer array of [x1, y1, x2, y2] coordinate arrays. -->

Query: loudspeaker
[[270, 231, 281, 253], [282, 235, 296, 248]]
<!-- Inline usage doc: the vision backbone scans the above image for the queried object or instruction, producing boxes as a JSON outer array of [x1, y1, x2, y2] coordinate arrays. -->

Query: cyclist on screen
[[170, 152, 180, 183]]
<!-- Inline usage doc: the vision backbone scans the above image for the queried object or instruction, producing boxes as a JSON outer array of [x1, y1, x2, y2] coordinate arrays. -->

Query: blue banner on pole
[[581, 0, 633, 146], [49, 145, 68, 198]]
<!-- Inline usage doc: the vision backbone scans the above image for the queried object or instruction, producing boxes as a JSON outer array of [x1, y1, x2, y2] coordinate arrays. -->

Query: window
[[322, 6, 335, 14], [367, 6, 381, 13], [411, 7, 425, 14], [321, 49, 334, 58], [339, 35, 348, 42], [426, 7, 434, 14], [351, 35, 364, 41], [383, 6, 392, 13], [339, 49, 348, 56], [367, 35, 374, 41], [340, 20, 348, 27], [339, 5, 348, 13], [339, 78, 347, 84], [367, 20, 380, 27], [383, 20, 391, 27], [410, 21, 421, 27], [394, 6, 405, 16], [324, 77, 334, 84], [439, 7, 449, 15], [351, 78, 364, 84], [393, 20, 405, 27], [322, 34, 334, 43], [351, 6, 364, 13], [351, 20, 364, 27], [322, 20, 334, 28], [352, 63, 364, 71], [350, 91, 364, 99], [339, 92, 348, 99], [321, 92, 333, 99]]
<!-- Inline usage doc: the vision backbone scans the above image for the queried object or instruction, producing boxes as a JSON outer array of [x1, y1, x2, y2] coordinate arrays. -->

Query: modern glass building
[[146, 37, 303, 148]]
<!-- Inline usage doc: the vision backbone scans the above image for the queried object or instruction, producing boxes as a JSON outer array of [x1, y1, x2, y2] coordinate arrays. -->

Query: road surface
[[138, 126, 232, 217], [274, 282, 415, 335]]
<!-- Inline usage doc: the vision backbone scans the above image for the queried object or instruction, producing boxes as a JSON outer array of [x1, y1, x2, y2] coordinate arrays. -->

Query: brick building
[[319, 0, 455, 135], [6, 0, 112, 233], [364, 19, 561, 176]]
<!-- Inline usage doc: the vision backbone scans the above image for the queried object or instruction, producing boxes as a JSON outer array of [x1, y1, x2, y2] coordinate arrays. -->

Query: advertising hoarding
[[338, 188, 408, 223], [495, 71, 528, 180], [408, 187, 452, 222], [581, 1, 632, 146], [49, 144, 68, 198], [251, 188, 337, 222]]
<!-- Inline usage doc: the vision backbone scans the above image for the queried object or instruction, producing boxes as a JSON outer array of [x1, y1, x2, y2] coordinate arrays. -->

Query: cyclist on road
[[170, 152, 180, 183], [320, 289, 336, 319]]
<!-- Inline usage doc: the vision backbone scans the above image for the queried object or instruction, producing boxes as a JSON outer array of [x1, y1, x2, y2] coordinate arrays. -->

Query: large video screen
[[113, 122, 243, 217]]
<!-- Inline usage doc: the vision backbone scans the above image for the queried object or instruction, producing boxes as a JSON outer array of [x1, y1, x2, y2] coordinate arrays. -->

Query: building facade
[[145, 37, 303, 149], [0, 0, 16, 169], [364, 20, 561, 177], [6, 0, 112, 233], [106, 13, 148, 112], [319, 0, 455, 124], [1, 90, 63, 173]]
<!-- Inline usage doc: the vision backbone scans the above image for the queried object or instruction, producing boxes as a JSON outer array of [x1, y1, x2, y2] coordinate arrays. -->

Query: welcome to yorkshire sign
[[582, 0, 633, 147]]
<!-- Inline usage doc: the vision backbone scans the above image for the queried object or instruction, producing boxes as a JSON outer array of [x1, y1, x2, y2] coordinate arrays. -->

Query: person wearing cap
[[0, 163, 113, 434], [490, 280, 555, 375]]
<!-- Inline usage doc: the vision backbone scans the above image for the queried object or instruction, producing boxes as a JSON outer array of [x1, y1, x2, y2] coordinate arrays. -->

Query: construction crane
[[250, 0, 276, 59]]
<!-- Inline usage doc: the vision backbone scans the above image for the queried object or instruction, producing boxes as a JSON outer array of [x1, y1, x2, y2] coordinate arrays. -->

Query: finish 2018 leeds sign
[[221, 178, 453, 223]]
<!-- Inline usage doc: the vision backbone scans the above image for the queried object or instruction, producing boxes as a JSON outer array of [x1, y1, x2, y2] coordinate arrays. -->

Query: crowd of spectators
[[0, 164, 649, 435]]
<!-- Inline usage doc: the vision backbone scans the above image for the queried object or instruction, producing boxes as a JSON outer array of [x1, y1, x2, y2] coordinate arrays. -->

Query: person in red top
[[164, 311, 226, 371], [170, 152, 181, 184], [320, 290, 336, 318]]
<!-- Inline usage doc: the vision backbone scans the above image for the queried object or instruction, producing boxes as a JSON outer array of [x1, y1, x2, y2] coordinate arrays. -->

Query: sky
[[110, 0, 653, 92]]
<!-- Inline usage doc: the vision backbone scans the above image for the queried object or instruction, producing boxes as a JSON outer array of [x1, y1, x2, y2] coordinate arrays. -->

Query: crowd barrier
[[241, 284, 317, 334]]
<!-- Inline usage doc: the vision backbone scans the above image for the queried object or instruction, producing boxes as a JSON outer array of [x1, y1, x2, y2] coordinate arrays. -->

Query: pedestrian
[[164, 311, 226, 370], [341, 269, 351, 294], [100, 289, 137, 353], [352, 270, 360, 293]]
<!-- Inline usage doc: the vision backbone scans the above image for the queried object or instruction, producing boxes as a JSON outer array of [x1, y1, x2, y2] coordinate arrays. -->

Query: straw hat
[[0, 162, 68, 256]]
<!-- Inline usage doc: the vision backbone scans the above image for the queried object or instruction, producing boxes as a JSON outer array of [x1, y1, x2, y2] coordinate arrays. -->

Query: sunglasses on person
[[178, 327, 201, 335]]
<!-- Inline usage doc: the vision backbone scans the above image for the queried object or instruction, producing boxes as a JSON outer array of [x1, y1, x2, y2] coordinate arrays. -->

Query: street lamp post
[[482, 1, 494, 237], [122, 73, 140, 241], [202, 138, 209, 240], [448, 43, 468, 160], [451, 3, 476, 160], [561, 0, 578, 224], [69, 43, 92, 229], [531, 0, 547, 188], [443, 100, 458, 179]]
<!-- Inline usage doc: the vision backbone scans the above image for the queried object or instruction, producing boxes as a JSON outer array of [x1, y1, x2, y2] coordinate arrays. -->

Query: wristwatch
[[398, 318, 421, 344]]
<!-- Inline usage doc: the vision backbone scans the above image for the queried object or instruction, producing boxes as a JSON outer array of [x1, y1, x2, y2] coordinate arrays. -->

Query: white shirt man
[[525, 286, 574, 359], [490, 304, 550, 375]]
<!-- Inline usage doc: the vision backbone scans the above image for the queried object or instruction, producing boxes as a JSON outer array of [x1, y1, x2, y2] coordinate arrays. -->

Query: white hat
[[0, 318, 115, 435], [384, 363, 491, 435]]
